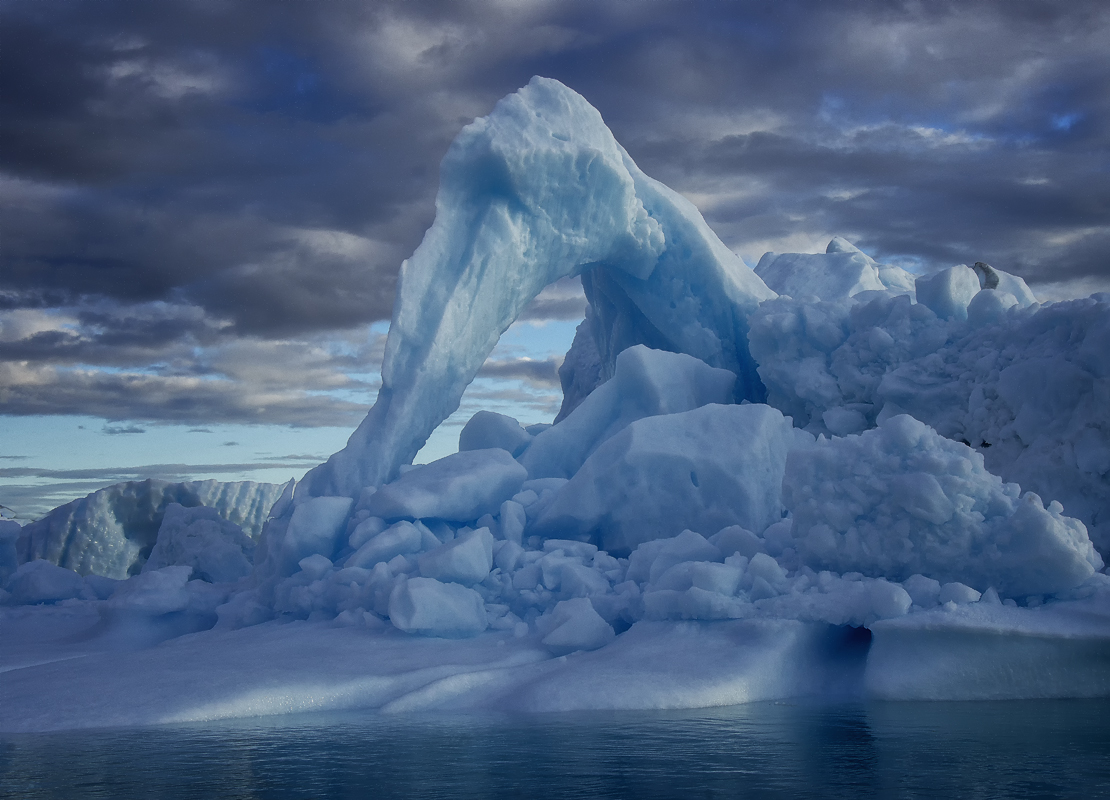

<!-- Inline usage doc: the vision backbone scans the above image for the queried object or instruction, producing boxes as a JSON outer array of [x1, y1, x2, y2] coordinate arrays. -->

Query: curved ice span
[[298, 77, 774, 500]]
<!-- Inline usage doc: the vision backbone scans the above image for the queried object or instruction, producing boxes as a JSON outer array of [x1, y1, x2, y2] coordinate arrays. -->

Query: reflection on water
[[2, 700, 1109, 799]]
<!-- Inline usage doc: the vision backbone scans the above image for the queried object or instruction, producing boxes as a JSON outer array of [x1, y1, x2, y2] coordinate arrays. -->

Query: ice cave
[[2, 77, 1108, 732]]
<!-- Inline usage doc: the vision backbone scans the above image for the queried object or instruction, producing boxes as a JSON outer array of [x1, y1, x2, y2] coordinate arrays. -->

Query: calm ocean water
[[3, 700, 1109, 799]]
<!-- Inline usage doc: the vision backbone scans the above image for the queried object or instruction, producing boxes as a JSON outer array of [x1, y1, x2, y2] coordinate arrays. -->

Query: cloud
[[517, 277, 588, 322], [102, 423, 146, 435], [0, 362, 371, 427], [2, 0, 1110, 432], [478, 357, 561, 387]]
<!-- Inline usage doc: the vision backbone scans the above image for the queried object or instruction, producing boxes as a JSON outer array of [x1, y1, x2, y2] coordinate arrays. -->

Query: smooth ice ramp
[[298, 77, 774, 500]]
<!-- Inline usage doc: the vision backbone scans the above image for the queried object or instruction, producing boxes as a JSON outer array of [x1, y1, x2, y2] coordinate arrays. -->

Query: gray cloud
[[478, 356, 562, 387], [0, 364, 370, 427], [2, 0, 1109, 431], [102, 424, 146, 435]]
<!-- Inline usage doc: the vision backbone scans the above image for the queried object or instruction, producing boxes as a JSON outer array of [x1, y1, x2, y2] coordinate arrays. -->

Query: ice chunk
[[652, 561, 743, 596], [366, 449, 527, 522], [348, 516, 388, 550], [627, 530, 722, 583], [902, 574, 941, 607], [756, 238, 916, 302], [297, 76, 774, 500], [297, 555, 333, 581], [256, 496, 352, 582], [143, 504, 255, 584], [915, 265, 981, 321], [499, 500, 527, 545], [5, 560, 84, 604], [17, 478, 286, 579], [459, 411, 532, 457], [346, 521, 424, 569], [756, 247, 885, 301], [710, 525, 764, 559], [786, 414, 1101, 597], [938, 582, 982, 605], [540, 597, 616, 655], [520, 345, 737, 480], [388, 577, 487, 638], [532, 404, 808, 554], [417, 527, 494, 586]]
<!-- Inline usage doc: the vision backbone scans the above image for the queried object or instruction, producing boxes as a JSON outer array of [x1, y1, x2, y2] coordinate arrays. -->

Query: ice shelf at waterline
[[2, 77, 1109, 733]]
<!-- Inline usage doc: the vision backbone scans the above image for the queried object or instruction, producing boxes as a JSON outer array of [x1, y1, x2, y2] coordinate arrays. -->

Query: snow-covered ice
[[3, 77, 1108, 733]]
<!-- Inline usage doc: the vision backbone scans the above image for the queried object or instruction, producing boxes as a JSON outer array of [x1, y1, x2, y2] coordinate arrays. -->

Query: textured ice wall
[[17, 479, 286, 579], [748, 289, 1110, 555], [298, 77, 774, 500]]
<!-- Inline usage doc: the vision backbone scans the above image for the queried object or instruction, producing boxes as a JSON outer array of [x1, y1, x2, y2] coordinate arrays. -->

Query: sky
[[2, 0, 1109, 520]]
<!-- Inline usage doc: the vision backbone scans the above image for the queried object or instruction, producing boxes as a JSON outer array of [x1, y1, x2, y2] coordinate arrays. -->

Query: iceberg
[[2, 77, 1108, 733]]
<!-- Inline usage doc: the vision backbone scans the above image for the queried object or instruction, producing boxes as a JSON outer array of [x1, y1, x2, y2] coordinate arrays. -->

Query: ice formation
[[3, 77, 1108, 732], [16, 479, 287, 579], [297, 76, 773, 500]]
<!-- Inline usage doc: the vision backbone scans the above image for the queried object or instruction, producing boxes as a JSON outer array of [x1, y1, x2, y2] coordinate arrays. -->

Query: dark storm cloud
[[2, 0, 1109, 425]]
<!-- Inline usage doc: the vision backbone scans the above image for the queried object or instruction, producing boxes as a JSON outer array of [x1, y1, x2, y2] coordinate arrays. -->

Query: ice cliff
[[3, 78, 1108, 731]]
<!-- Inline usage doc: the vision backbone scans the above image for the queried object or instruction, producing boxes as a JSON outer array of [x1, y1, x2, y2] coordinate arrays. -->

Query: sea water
[[2, 700, 1109, 799]]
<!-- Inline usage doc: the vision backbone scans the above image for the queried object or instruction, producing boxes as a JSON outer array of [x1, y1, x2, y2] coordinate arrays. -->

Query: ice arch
[[299, 77, 776, 500]]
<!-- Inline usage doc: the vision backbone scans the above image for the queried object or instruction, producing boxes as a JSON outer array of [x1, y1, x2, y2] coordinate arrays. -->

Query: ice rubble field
[[2, 78, 1109, 733]]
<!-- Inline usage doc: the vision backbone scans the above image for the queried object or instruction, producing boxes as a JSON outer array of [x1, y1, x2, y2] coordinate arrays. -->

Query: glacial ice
[[364, 449, 527, 522], [2, 77, 1108, 732], [16, 478, 286, 579], [748, 287, 1110, 553]]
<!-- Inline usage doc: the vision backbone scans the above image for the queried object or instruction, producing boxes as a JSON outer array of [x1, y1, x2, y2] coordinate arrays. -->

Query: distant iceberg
[[3, 78, 1108, 732]]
